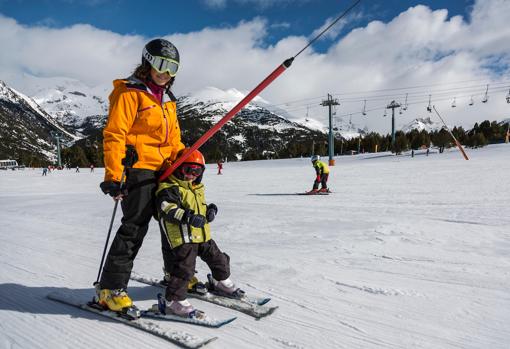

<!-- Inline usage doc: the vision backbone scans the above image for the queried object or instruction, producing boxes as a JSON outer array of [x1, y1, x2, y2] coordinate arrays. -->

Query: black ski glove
[[100, 181, 127, 198], [205, 203, 218, 223], [184, 210, 206, 228]]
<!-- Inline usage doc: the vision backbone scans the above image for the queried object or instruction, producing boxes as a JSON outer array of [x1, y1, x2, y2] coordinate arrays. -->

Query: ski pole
[[95, 145, 138, 284], [432, 106, 469, 160], [159, 0, 362, 182]]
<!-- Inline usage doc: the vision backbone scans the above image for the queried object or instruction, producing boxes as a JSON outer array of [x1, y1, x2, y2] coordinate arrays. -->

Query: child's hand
[[186, 211, 206, 228], [206, 203, 218, 223]]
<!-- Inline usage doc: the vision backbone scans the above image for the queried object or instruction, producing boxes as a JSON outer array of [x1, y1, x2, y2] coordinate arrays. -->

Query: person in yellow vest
[[97, 38, 185, 312], [309, 155, 330, 194], [155, 149, 242, 317]]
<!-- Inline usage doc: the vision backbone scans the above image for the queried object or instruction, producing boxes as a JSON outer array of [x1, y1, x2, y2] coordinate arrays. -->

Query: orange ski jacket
[[103, 77, 185, 182]]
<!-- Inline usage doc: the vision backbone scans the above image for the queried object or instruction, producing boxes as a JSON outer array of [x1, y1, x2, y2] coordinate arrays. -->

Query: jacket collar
[[123, 75, 177, 102]]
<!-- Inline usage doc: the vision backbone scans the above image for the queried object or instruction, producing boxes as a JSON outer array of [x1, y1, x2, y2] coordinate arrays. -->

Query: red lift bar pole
[[159, 58, 294, 182], [158, 0, 362, 182]]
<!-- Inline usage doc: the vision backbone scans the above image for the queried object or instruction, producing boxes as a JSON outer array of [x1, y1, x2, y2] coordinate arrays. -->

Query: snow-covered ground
[[1, 144, 509, 349]]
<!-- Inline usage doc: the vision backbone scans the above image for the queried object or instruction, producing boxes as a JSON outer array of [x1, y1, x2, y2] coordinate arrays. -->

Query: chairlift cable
[[293, 0, 361, 59]]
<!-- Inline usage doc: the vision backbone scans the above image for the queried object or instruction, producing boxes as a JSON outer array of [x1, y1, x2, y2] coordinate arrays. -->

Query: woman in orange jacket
[[97, 38, 185, 312]]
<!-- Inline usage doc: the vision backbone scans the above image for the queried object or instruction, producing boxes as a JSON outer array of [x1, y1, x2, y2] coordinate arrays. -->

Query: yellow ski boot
[[98, 289, 133, 312]]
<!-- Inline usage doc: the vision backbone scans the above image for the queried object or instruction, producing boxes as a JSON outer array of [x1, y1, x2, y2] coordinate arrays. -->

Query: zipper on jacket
[[158, 104, 169, 161], [192, 189, 207, 242]]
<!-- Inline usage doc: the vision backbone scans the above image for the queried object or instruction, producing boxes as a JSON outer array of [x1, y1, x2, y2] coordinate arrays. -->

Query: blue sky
[[1, 0, 508, 131], [0, 0, 475, 51]]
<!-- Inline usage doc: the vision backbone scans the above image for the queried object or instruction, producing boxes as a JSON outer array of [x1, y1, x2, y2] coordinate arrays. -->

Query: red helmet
[[181, 148, 205, 166]]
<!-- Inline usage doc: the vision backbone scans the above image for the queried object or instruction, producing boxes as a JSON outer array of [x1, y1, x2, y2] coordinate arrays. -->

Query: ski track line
[[270, 336, 305, 349]]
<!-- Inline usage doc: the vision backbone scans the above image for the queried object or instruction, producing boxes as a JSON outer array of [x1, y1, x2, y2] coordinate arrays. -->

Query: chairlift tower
[[50, 131, 63, 168], [321, 94, 340, 165], [386, 100, 401, 152]]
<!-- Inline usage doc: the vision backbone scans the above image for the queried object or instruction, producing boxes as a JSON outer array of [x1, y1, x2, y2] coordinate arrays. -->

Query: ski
[[47, 291, 216, 349], [130, 272, 278, 319], [140, 294, 237, 328]]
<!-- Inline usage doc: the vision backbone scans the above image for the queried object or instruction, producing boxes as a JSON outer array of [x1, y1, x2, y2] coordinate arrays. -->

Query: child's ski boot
[[207, 274, 246, 299], [158, 294, 205, 319]]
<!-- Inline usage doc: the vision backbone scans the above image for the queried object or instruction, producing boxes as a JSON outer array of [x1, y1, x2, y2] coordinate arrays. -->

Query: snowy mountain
[[177, 89, 327, 161], [0, 79, 328, 165], [401, 117, 444, 133], [27, 76, 110, 127], [0, 80, 78, 165]]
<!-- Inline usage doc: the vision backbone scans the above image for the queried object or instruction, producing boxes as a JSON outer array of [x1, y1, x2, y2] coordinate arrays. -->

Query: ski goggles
[[143, 48, 179, 77], [180, 164, 204, 177]]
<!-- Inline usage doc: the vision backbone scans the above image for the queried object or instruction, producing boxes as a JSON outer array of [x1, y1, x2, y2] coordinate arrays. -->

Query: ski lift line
[[158, 0, 363, 182], [269, 82, 510, 110], [432, 106, 469, 160], [330, 79, 510, 97], [332, 89, 510, 119], [330, 85, 510, 103], [322, 86, 510, 105], [279, 86, 509, 113], [293, 0, 362, 58]]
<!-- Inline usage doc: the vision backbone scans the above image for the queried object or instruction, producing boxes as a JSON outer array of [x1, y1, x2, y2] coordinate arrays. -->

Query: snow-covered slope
[[1, 144, 509, 348]]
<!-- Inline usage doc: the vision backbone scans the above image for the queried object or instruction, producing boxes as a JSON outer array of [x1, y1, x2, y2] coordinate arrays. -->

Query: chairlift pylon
[[451, 97, 456, 108], [482, 84, 489, 103], [426, 95, 432, 113]]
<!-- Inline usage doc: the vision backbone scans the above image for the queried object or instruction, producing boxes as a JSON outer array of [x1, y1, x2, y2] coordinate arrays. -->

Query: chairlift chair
[[469, 96, 474, 106], [362, 100, 367, 116], [383, 109, 387, 117], [482, 84, 489, 103], [506, 89, 510, 103], [402, 93, 408, 111], [451, 97, 456, 108], [426, 95, 432, 113]]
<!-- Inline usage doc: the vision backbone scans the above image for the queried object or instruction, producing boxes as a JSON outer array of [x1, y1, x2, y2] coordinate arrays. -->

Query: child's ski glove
[[206, 203, 218, 222], [185, 210, 207, 228]]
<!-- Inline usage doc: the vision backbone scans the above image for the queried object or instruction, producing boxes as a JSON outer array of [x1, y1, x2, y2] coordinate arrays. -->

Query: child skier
[[156, 148, 242, 317], [308, 155, 330, 194]]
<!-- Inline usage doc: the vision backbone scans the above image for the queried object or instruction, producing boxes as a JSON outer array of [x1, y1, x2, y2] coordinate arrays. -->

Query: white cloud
[[1, 0, 509, 134]]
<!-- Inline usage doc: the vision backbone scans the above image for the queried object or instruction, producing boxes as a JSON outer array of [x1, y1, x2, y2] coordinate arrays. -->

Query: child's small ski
[[47, 291, 216, 349], [140, 294, 237, 328], [130, 272, 278, 319], [298, 191, 330, 195]]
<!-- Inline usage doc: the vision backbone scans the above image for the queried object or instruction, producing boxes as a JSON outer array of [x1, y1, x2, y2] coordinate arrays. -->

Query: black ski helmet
[[142, 38, 180, 76]]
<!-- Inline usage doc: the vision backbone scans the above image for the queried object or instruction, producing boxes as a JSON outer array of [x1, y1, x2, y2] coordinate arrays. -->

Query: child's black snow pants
[[163, 239, 230, 301]]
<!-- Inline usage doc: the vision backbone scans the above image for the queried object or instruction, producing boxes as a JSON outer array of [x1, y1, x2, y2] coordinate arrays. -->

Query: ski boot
[[318, 188, 331, 193], [188, 276, 208, 295], [93, 283, 140, 319], [207, 274, 246, 299], [161, 269, 206, 294], [157, 294, 204, 319], [306, 189, 319, 195]]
